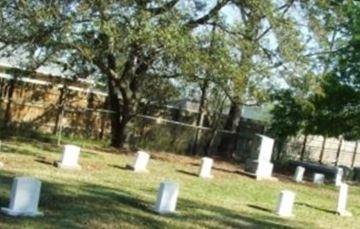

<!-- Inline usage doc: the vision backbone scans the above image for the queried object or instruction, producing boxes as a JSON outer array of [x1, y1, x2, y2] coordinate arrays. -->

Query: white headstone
[[293, 166, 305, 183], [155, 181, 179, 214], [199, 157, 214, 179], [133, 151, 150, 172], [56, 145, 81, 170], [313, 173, 325, 185], [335, 168, 344, 187], [1, 177, 43, 217], [336, 183, 352, 216], [245, 135, 275, 180], [276, 190, 296, 217], [257, 135, 275, 162], [255, 161, 274, 180]]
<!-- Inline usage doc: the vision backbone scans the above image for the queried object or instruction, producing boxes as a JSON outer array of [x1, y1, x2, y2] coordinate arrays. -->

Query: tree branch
[[187, 0, 229, 28], [148, 0, 179, 15]]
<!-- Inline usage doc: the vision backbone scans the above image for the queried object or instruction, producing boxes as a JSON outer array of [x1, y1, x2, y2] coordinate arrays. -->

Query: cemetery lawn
[[0, 136, 360, 228]]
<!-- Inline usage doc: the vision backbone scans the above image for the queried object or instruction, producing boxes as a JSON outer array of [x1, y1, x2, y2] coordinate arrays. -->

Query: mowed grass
[[0, 137, 359, 228]]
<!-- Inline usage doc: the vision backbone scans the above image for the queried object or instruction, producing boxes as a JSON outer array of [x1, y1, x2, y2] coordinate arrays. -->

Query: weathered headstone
[[199, 157, 214, 179], [336, 183, 352, 216], [334, 168, 344, 187], [245, 134, 275, 180], [133, 151, 150, 172], [293, 166, 305, 183], [155, 181, 179, 214], [56, 145, 81, 170], [276, 190, 296, 217], [313, 173, 325, 185], [1, 177, 43, 217]]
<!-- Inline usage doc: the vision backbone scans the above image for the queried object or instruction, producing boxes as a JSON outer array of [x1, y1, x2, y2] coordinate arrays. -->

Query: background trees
[[1, 0, 358, 153], [0, 0, 230, 147], [269, 1, 360, 144]]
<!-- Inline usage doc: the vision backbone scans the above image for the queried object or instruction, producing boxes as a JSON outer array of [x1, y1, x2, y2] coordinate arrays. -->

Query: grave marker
[[55, 145, 81, 170], [245, 134, 275, 180], [199, 157, 213, 179], [336, 183, 352, 216], [1, 177, 43, 217], [334, 168, 344, 187], [276, 190, 296, 217], [133, 151, 150, 172], [155, 181, 179, 214], [293, 166, 305, 183], [313, 173, 325, 185]]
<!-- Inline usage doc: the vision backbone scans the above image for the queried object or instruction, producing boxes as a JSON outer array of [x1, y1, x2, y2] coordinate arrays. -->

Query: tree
[[310, 2, 360, 140], [0, 0, 232, 147], [211, 1, 306, 154], [270, 1, 360, 142]]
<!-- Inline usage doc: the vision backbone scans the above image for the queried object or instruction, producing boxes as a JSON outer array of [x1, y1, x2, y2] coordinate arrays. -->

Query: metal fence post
[[351, 141, 358, 168], [335, 137, 343, 166], [57, 105, 65, 146]]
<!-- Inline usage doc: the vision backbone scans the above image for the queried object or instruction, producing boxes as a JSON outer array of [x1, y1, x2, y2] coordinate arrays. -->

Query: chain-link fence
[[0, 95, 264, 161], [284, 135, 359, 167]]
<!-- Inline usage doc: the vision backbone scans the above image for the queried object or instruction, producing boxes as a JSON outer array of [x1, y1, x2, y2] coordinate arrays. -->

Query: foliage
[[268, 90, 314, 138], [270, 1, 360, 141], [0, 0, 236, 147]]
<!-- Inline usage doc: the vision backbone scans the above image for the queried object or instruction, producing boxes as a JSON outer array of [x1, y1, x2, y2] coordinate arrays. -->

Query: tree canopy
[[269, 1, 360, 141], [1, 0, 357, 150]]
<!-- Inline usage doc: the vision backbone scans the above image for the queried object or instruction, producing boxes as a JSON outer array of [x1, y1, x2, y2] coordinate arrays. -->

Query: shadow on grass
[[176, 169, 198, 177], [0, 169, 306, 229], [108, 164, 133, 171], [0, 143, 42, 158], [35, 159, 55, 166], [211, 166, 256, 179], [187, 162, 258, 179], [295, 202, 336, 214], [189, 162, 200, 167], [174, 199, 297, 229], [0, 127, 54, 144], [247, 204, 273, 213]]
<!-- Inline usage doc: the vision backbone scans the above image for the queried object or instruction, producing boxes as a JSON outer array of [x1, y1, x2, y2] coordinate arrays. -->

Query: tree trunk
[[85, 91, 94, 137], [351, 141, 358, 168], [53, 86, 67, 134], [276, 137, 287, 161], [335, 137, 343, 166], [3, 78, 16, 128], [217, 102, 241, 155], [191, 79, 208, 155], [107, 77, 125, 148], [300, 135, 308, 161], [98, 97, 109, 140], [318, 137, 327, 164]]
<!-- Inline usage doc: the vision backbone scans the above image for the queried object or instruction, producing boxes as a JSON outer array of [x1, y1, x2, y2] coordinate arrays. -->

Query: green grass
[[0, 137, 359, 228]]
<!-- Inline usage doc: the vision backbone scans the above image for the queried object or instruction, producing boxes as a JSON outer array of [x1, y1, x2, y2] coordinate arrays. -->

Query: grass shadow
[[35, 159, 54, 166], [210, 166, 256, 179], [0, 127, 54, 144], [295, 202, 336, 214], [234, 170, 256, 179], [176, 169, 198, 177], [247, 204, 273, 213], [173, 198, 298, 229], [108, 164, 132, 171], [0, 143, 43, 158], [0, 167, 313, 228], [189, 162, 200, 167]]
